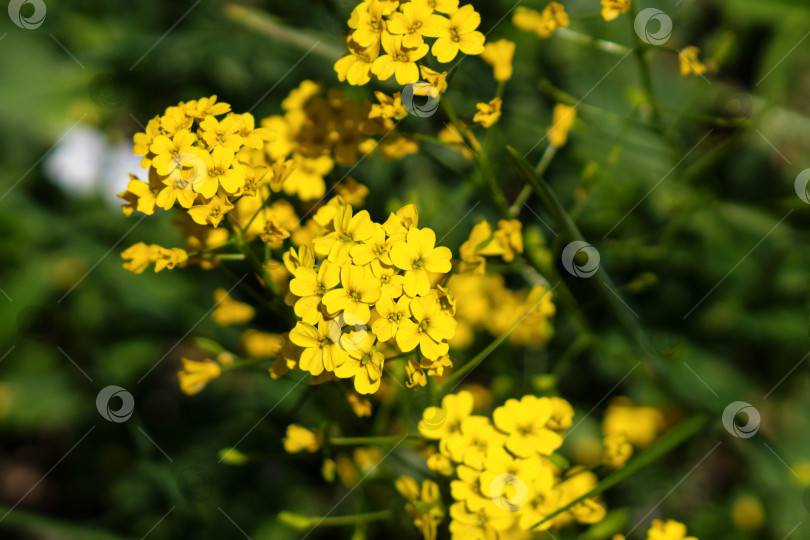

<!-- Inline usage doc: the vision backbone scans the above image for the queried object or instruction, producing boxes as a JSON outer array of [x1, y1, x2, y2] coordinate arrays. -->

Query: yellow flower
[[646, 519, 698, 540], [283, 154, 333, 201], [372, 32, 430, 84], [289, 261, 341, 324], [396, 295, 455, 360], [679, 46, 707, 76], [121, 243, 159, 274], [369, 91, 409, 120], [548, 103, 576, 147], [155, 175, 197, 211], [322, 264, 382, 323], [346, 392, 373, 417], [419, 66, 449, 95], [289, 320, 348, 375], [313, 204, 376, 265], [493, 395, 563, 457], [422, 4, 485, 63], [396, 476, 445, 540], [601, 0, 631, 21], [195, 146, 245, 198], [334, 332, 384, 394], [241, 330, 285, 359], [418, 390, 474, 441], [184, 95, 231, 118], [349, 0, 399, 47], [473, 97, 502, 128], [372, 295, 411, 341], [387, 0, 434, 48], [603, 397, 664, 447], [334, 178, 369, 207], [283, 424, 324, 453], [481, 39, 515, 82], [556, 468, 606, 525], [391, 227, 452, 297], [513, 3, 568, 38], [350, 223, 393, 270], [118, 175, 157, 216], [335, 37, 381, 86], [187, 195, 234, 228], [198, 114, 244, 151], [178, 358, 221, 395], [212, 288, 255, 325], [259, 218, 291, 248], [603, 432, 633, 468], [149, 129, 198, 177], [448, 499, 514, 539]]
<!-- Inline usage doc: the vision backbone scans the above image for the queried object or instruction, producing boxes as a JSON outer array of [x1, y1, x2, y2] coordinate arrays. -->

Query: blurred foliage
[[2, 0, 810, 539]]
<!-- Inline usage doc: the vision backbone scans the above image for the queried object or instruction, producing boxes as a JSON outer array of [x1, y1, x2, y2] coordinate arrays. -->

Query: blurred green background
[[2, 0, 810, 538]]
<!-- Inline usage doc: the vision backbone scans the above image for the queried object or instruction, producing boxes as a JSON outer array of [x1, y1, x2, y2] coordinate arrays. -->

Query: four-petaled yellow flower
[[493, 395, 563, 457], [423, 4, 485, 63], [391, 227, 453, 297], [289, 320, 348, 375], [372, 32, 430, 84], [473, 97, 502, 128], [396, 295, 456, 359], [322, 264, 382, 323], [334, 332, 385, 394]]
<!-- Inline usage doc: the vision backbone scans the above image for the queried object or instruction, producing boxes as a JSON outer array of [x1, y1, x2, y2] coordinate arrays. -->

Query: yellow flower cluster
[[335, 0, 485, 85], [276, 202, 457, 394], [601, 397, 665, 468], [121, 95, 290, 228], [396, 477, 445, 540], [512, 3, 569, 39], [262, 80, 417, 201], [407, 391, 605, 539]]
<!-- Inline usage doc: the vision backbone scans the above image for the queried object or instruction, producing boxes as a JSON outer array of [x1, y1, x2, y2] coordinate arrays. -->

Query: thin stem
[[278, 509, 393, 530], [554, 27, 631, 55], [224, 4, 345, 62], [509, 145, 558, 216], [329, 434, 420, 446]]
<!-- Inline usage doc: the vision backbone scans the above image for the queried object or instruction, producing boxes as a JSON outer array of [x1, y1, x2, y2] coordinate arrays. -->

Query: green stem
[[224, 4, 345, 62], [509, 144, 558, 216], [278, 509, 393, 530], [329, 434, 420, 446], [554, 27, 631, 55], [506, 146, 662, 378]]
